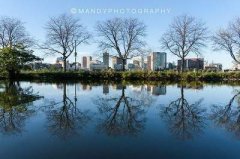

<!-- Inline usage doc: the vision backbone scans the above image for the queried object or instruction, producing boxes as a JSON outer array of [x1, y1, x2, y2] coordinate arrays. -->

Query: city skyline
[[2, 1, 240, 158], [1, 0, 240, 69]]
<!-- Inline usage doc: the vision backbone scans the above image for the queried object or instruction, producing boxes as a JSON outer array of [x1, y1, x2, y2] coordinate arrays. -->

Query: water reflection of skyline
[[3, 82, 240, 141], [147, 85, 166, 96], [2, 82, 240, 159], [51, 83, 168, 96]]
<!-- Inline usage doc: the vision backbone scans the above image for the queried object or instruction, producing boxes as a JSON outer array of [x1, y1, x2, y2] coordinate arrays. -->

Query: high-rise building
[[112, 57, 123, 70], [205, 62, 222, 71], [82, 56, 87, 68], [147, 52, 167, 71], [128, 63, 136, 70], [151, 52, 167, 71], [132, 56, 145, 70], [103, 52, 109, 68], [167, 62, 177, 70], [90, 60, 108, 71], [112, 57, 122, 67], [147, 56, 151, 70], [82, 56, 92, 69], [177, 58, 204, 70], [87, 56, 92, 69]]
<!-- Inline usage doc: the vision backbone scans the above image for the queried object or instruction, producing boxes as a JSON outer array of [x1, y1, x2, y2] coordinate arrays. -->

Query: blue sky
[[0, 0, 239, 68]]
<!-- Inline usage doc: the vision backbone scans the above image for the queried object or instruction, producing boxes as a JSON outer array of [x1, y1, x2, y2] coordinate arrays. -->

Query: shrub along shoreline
[[11, 70, 240, 82]]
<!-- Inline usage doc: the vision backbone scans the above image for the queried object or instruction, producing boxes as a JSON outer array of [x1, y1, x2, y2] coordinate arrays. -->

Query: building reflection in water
[[82, 84, 92, 91], [103, 84, 109, 95], [147, 85, 166, 96]]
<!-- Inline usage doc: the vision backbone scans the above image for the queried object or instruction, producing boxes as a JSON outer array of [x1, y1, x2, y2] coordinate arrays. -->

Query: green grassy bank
[[13, 70, 240, 82]]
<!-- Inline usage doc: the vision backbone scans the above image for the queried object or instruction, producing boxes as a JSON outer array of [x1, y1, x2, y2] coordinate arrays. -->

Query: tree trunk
[[122, 59, 126, 71], [63, 83, 67, 103], [7, 80, 15, 91], [122, 64, 125, 71], [8, 69, 16, 80], [181, 86, 184, 99], [181, 57, 185, 73], [63, 57, 67, 72], [122, 87, 125, 97]]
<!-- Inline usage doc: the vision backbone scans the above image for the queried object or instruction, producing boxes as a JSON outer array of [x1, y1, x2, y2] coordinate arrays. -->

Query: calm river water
[[0, 81, 240, 159]]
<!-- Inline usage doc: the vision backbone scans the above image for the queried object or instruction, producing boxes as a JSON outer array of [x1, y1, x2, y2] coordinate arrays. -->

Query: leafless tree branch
[[212, 17, 240, 64], [40, 14, 91, 71], [0, 16, 34, 49], [96, 18, 147, 70], [161, 15, 208, 72]]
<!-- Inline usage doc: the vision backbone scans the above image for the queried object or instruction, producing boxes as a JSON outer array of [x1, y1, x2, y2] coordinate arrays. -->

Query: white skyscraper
[[82, 56, 92, 69], [86, 56, 92, 69]]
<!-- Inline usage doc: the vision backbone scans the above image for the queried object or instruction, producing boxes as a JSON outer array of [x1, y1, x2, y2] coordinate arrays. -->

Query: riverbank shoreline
[[5, 70, 240, 82]]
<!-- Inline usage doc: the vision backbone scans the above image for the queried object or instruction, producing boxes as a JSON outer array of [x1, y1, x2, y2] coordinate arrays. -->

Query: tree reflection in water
[[0, 81, 42, 135], [95, 85, 152, 137], [44, 83, 91, 139], [160, 86, 206, 140], [210, 90, 240, 138]]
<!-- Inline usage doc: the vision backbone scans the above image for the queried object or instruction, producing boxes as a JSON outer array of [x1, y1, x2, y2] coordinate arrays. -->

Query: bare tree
[[0, 16, 33, 49], [212, 18, 240, 64], [96, 18, 147, 71], [210, 90, 240, 138], [41, 14, 91, 72], [95, 86, 152, 136], [42, 83, 91, 139], [161, 15, 208, 72], [160, 86, 206, 140]]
